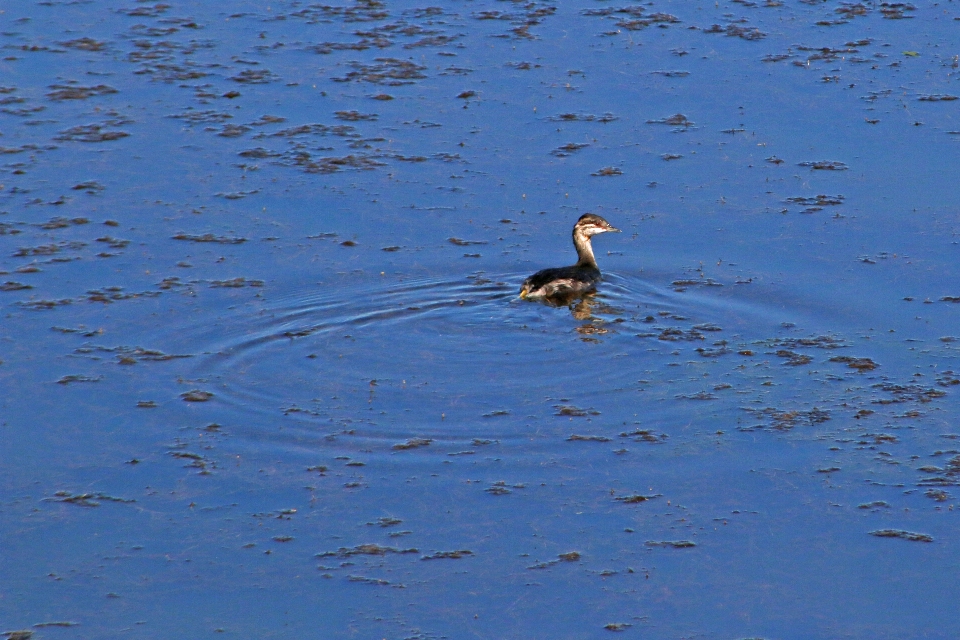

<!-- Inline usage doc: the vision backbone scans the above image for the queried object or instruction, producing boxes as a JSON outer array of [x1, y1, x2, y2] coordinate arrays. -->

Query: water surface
[[2, 1, 960, 638]]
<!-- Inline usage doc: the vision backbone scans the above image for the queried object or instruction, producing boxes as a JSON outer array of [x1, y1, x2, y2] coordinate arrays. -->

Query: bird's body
[[520, 213, 620, 301]]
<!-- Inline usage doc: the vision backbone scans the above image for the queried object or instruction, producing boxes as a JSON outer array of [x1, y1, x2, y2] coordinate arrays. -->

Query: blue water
[[2, 1, 959, 638]]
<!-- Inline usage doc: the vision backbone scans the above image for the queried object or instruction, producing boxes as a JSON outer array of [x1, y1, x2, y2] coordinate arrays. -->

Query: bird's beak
[[608, 226, 621, 233]]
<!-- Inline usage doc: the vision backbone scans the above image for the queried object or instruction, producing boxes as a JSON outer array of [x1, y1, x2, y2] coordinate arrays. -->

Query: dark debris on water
[[743, 407, 830, 431], [45, 491, 135, 507], [798, 160, 848, 170], [317, 544, 418, 558], [869, 529, 933, 542], [180, 390, 213, 402], [393, 438, 433, 450], [54, 123, 130, 143], [172, 233, 247, 244], [421, 550, 473, 560], [615, 494, 659, 504], [645, 540, 696, 548]]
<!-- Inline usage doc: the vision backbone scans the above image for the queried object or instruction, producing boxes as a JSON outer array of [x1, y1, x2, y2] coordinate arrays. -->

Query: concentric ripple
[[175, 270, 804, 457]]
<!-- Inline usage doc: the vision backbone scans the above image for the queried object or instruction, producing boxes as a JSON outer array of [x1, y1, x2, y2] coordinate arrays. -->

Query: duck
[[519, 213, 620, 300]]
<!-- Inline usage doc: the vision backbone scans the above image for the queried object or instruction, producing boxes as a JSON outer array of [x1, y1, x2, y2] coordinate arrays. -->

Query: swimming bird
[[519, 213, 620, 300]]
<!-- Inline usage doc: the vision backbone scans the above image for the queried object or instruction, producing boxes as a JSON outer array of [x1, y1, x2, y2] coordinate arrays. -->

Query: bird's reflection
[[530, 292, 626, 343], [570, 295, 596, 321]]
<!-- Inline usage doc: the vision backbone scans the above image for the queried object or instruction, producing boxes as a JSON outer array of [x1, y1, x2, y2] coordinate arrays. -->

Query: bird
[[519, 213, 620, 301]]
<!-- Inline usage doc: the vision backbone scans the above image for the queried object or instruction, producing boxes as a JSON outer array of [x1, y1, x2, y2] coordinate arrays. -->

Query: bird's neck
[[573, 229, 597, 268]]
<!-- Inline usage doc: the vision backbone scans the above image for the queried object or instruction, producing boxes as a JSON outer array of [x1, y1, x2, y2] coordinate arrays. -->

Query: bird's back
[[520, 264, 601, 299]]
